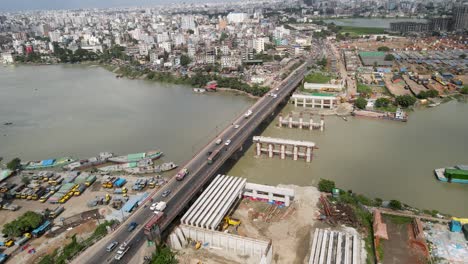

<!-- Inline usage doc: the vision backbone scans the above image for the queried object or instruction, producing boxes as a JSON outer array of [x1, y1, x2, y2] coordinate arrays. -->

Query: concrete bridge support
[[253, 136, 316, 162], [278, 112, 325, 131]]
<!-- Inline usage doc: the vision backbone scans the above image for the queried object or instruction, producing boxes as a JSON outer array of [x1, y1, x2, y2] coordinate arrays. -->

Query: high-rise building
[[181, 16, 196, 30], [452, 3, 468, 31], [227, 13, 248, 24], [429, 16, 451, 32]]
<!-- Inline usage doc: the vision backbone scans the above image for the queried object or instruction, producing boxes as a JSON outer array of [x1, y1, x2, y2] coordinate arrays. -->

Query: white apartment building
[[227, 12, 248, 24]]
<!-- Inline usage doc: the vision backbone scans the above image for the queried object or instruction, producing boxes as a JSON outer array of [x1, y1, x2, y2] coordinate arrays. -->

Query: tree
[[6, 157, 21, 170], [180, 55, 191, 67], [318, 179, 335, 193], [461, 86, 468, 94], [377, 46, 390, 52], [395, 95, 416, 108], [355, 97, 368, 109], [384, 54, 395, 61], [22, 176, 31, 185], [151, 245, 177, 264], [389, 200, 402, 210], [186, 29, 194, 34], [2, 211, 43, 237], [219, 32, 228, 42], [460, 54, 466, 59], [375, 97, 391, 108]]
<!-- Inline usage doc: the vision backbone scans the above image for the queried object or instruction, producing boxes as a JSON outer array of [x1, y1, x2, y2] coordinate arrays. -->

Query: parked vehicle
[[0, 253, 8, 263]]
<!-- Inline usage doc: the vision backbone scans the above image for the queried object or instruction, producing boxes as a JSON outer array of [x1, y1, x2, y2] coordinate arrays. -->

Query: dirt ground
[[384, 74, 412, 96], [177, 185, 321, 264], [14, 220, 97, 264], [381, 215, 427, 264]]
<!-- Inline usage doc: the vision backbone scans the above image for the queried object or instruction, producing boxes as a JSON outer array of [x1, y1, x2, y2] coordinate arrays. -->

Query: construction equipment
[[222, 216, 241, 230]]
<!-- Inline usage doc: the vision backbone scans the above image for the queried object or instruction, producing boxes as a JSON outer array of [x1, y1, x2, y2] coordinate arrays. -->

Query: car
[[106, 241, 119, 252], [127, 222, 137, 232], [234, 124, 240, 129], [149, 203, 157, 210], [225, 139, 231, 146], [161, 189, 171, 198], [275, 87, 279, 91], [119, 241, 128, 251]]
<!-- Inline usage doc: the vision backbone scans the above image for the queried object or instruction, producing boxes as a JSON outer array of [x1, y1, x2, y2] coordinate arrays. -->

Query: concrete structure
[[291, 94, 338, 109], [303, 82, 344, 92], [453, 3, 468, 32], [181, 175, 246, 230], [308, 228, 362, 264], [359, 51, 393, 67], [243, 182, 294, 206], [170, 224, 272, 264], [278, 112, 324, 131], [253, 136, 316, 162]]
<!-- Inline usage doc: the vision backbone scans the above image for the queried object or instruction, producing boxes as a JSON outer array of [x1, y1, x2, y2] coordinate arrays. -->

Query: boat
[[108, 150, 163, 163], [342, 116, 348, 121], [63, 152, 113, 171], [428, 102, 441, 107], [434, 165, 468, 184], [193, 88, 206, 93], [23, 157, 75, 170], [122, 162, 178, 174]]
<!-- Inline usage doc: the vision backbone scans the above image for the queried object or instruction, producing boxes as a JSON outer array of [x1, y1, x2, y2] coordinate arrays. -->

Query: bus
[[207, 149, 221, 164], [32, 220, 51, 238], [144, 212, 164, 241]]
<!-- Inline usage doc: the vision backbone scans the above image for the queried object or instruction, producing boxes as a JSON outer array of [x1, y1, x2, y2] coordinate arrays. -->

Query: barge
[[434, 165, 468, 184]]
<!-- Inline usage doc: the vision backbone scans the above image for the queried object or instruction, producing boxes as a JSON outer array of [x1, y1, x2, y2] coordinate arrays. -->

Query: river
[[0, 64, 255, 164], [1, 65, 467, 216], [324, 17, 428, 28], [227, 102, 468, 216]]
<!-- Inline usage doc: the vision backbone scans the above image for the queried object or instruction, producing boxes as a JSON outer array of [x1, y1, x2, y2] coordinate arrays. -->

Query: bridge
[[73, 59, 312, 264]]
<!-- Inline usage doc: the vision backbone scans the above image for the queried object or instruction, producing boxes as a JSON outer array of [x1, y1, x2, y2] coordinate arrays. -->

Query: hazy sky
[[0, 0, 194, 12]]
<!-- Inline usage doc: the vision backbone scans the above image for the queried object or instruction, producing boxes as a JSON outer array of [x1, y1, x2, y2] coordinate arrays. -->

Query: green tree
[[180, 55, 192, 67], [461, 86, 468, 94], [151, 245, 177, 264], [6, 157, 21, 170], [22, 176, 31, 185], [2, 211, 43, 237], [389, 200, 402, 210], [318, 179, 335, 193], [219, 32, 228, 42], [377, 46, 390, 52], [375, 97, 391, 108], [186, 29, 194, 34], [460, 54, 466, 59], [355, 97, 368, 109], [395, 95, 416, 108], [384, 54, 395, 61]]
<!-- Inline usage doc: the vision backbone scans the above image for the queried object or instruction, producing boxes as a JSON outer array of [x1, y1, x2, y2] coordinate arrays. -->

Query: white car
[[225, 139, 231, 146], [149, 203, 157, 210], [234, 124, 240, 129], [275, 87, 279, 91]]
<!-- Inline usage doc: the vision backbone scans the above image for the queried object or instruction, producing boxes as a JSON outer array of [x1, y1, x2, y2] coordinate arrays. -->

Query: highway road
[[73, 58, 313, 264]]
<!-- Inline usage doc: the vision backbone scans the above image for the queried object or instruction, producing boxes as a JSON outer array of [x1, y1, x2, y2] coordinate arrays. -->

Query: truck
[[244, 109, 253, 119], [113, 178, 127, 188], [147, 178, 156, 189], [0, 253, 8, 263], [114, 187, 128, 195], [14, 233, 31, 246], [2, 203, 19, 211], [153, 201, 166, 212], [132, 179, 147, 191], [144, 212, 165, 240], [49, 206, 64, 219], [175, 168, 189, 181], [73, 183, 87, 196], [31, 187, 46, 200], [39, 192, 53, 203], [85, 175, 96, 186]]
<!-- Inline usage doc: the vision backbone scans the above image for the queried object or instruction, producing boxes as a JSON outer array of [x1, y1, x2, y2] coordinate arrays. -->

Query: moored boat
[[63, 152, 113, 171], [434, 165, 468, 184], [23, 157, 75, 170], [108, 150, 163, 163]]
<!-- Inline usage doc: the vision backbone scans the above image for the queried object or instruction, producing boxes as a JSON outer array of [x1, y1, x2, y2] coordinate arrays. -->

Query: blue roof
[[42, 159, 55, 166], [122, 192, 149, 212]]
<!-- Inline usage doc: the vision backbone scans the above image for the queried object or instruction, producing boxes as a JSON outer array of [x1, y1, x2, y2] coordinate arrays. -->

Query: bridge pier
[[291, 94, 338, 109], [278, 112, 325, 131], [253, 136, 315, 162]]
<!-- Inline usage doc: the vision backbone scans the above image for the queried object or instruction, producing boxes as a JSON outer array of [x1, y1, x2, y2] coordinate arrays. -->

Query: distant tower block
[[253, 136, 316, 162], [278, 112, 325, 131]]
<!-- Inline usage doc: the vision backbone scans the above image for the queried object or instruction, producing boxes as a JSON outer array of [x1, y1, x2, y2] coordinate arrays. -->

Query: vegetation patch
[[339, 26, 385, 36], [384, 214, 412, 225], [304, 72, 332, 84]]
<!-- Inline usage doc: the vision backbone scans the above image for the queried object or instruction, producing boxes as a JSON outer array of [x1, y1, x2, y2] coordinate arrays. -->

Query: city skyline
[[0, 0, 211, 12]]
